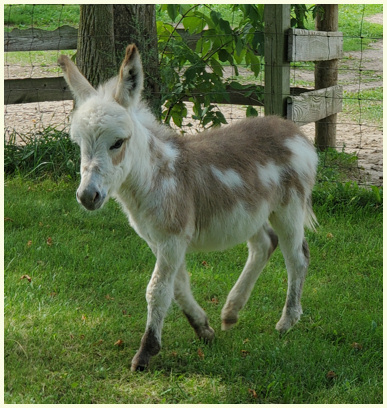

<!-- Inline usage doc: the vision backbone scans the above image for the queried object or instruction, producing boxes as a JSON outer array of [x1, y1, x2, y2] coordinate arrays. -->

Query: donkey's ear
[[58, 55, 97, 104], [114, 44, 144, 108]]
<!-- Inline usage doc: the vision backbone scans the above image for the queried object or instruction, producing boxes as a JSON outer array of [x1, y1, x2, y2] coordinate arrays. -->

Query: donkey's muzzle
[[76, 186, 105, 211]]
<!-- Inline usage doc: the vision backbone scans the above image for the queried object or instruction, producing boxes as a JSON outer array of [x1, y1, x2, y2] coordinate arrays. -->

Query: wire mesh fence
[[4, 4, 383, 186]]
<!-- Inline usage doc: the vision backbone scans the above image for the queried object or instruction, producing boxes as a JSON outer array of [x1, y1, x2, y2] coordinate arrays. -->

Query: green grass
[[343, 87, 383, 127], [4, 127, 80, 180], [338, 4, 383, 52], [4, 176, 382, 403], [4, 4, 79, 30], [302, 4, 383, 51], [4, 50, 76, 73]]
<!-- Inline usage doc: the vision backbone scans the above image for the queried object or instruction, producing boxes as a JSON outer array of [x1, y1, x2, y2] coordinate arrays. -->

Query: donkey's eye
[[110, 139, 124, 150]]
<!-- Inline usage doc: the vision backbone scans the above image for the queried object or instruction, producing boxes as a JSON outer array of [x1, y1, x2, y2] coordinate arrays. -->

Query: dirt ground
[[4, 14, 383, 186]]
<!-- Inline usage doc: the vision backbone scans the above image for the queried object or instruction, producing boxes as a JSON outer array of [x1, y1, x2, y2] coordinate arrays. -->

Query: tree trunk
[[113, 5, 160, 117], [314, 4, 339, 150], [77, 5, 116, 87], [77, 5, 161, 117]]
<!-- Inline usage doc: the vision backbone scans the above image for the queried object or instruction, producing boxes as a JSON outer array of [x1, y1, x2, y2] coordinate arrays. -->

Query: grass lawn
[[4, 177, 382, 404]]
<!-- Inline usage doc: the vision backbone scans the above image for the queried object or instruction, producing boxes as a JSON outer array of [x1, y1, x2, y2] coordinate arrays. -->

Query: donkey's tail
[[304, 197, 318, 232]]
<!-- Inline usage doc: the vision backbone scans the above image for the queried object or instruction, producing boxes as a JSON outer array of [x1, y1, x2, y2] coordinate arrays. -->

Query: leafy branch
[[157, 4, 316, 130]]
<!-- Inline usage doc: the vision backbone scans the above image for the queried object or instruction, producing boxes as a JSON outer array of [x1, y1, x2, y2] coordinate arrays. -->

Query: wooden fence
[[4, 5, 343, 145]]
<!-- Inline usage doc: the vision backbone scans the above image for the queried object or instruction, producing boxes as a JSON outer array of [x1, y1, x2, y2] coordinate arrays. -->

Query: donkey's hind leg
[[221, 223, 278, 331], [174, 264, 215, 341], [270, 204, 310, 334]]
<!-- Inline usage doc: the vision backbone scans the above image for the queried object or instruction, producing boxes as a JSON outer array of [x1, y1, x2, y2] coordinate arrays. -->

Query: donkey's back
[[143, 115, 317, 252]]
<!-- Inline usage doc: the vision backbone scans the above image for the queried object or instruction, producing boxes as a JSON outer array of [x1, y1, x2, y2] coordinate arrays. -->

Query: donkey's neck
[[116, 115, 180, 209]]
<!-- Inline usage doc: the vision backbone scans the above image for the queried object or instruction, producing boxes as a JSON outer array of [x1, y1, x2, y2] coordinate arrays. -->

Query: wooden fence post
[[315, 4, 339, 150], [264, 4, 291, 117]]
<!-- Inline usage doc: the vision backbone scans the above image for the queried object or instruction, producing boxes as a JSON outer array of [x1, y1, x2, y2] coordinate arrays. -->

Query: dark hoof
[[131, 351, 150, 372], [221, 316, 238, 331], [132, 364, 146, 372], [131, 357, 148, 372], [200, 325, 215, 343]]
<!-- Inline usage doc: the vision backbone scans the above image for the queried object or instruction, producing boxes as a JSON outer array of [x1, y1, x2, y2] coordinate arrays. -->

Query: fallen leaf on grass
[[114, 339, 124, 347], [4, 217, 14, 222], [20, 274, 32, 283], [122, 310, 131, 317], [197, 348, 205, 360], [351, 342, 363, 350], [241, 349, 250, 357], [248, 388, 258, 399], [27, 240, 32, 247], [46, 237, 53, 246], [326, 370, 337, 379], [105, 294, 114, 301], [210, 297, 219, 304], [81, 315, 87, 322]]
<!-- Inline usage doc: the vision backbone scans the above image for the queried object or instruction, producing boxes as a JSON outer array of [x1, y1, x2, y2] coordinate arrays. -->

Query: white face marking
[[210, 166, 244, 189], [256, 161, 282, 188]]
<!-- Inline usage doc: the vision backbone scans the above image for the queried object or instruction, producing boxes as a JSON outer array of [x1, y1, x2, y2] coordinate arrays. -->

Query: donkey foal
[[59, 44, 318, 371]]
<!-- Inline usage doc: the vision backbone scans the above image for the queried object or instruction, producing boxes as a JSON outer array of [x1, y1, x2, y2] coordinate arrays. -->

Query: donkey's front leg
[[131, 239, 186, 372]]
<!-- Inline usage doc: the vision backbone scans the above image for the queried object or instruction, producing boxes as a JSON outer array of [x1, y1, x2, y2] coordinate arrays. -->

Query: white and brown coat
[[58, 44, 318, 371]]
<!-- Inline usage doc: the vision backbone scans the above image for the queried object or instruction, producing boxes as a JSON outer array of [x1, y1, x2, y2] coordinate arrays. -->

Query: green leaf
[[219, 18, 232, 34], [171, 103, 187, 128], [249, 54, 261, 77], [229, 81, 244, 90], [246, 106, 258, 117], [157, 21, 175, 42], [167, 4, 178, 22], [183, 16, 205, 34], [210, 10, 221, 26], [178, 4, 191, 16], [195, 37, 211, 56], [252, 31, 264, 54], [184, 65, 200, 84], [235, 37, 244, 57], [209, 58, 223, 77], [218, 49, 230, 63]]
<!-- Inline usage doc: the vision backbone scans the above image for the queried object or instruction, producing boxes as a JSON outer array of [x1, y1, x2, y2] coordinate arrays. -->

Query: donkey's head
[[58, 44, 144, 210]]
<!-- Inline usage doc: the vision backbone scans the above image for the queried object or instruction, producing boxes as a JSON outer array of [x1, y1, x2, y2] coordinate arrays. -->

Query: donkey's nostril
[[93, 191, 100, 203]]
